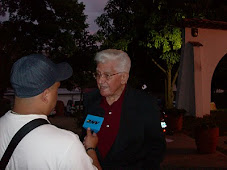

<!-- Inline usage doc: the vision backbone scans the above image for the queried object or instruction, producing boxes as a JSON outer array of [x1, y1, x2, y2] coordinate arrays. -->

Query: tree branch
[[151, 58, 166, 74], [172, 66, 180, 87]]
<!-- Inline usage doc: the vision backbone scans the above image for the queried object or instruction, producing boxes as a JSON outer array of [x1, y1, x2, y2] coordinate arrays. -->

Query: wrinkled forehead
[[96, 61, 118, 73]]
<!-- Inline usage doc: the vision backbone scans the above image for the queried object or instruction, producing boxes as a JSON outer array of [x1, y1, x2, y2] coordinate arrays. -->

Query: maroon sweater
[[97, 87, 126, 158]]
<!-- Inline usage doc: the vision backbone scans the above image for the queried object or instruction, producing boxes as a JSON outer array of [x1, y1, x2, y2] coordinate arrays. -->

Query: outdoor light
[[191, 28, 198, 37]]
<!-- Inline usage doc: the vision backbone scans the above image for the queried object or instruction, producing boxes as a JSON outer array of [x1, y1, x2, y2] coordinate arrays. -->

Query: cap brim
[[56, 62, 73, 81]]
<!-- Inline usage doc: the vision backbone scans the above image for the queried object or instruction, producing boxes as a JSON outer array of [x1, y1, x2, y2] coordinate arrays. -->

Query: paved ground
[[49, 116, 227, 169], [161, 133, 227, 169]]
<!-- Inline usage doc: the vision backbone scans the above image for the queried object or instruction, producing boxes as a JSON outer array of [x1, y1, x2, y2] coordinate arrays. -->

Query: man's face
[[96, 61, 127, 98]]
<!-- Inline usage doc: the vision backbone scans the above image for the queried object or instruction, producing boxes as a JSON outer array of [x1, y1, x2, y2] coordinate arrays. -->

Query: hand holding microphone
[[83, 127, 98, 151], [82, 114, 104, 133], [83, 128, 103, 170], [82, 114, 104, 152]]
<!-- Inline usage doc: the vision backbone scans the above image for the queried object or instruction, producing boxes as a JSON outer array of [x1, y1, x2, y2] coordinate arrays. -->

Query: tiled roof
[[182, 18, 227, 30]]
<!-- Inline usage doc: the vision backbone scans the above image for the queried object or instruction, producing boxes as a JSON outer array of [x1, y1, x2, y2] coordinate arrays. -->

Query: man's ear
[[121, 73, 129, 85], [41, 89, 50, 104]]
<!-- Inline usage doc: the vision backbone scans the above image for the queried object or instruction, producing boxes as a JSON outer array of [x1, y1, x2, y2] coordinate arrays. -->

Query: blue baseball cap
[[10, 54, 73, 98]]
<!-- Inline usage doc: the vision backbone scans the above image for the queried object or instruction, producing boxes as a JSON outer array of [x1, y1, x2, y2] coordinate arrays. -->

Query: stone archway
[[176, 19, 227, 117], [211, 55, 227, 109]]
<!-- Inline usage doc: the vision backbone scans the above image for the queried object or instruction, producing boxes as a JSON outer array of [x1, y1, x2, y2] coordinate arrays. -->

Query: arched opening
[[211, 54, 227, 110]]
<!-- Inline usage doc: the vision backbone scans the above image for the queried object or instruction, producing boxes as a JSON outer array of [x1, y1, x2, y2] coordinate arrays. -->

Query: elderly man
[[83, 49, 166, 170], [0, 54, 101, 170]]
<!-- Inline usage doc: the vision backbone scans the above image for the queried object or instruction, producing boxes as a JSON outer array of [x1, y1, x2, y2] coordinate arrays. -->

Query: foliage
[[95, 0, 184, 108], [0, 0, 98, 91], [95, 0, 226, 109], [182, 0, 227, 21], [67, 32, 98, 90], [184, 110, 227, 137], [147, 27, 181, 61], [141, 25, 182, 108], [195, 114, 219, 129], [211, 110, 227, 136], [0, 0, 88, 59]]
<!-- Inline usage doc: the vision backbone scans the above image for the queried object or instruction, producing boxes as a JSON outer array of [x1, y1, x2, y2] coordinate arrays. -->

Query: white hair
[[94, 49, 131, 73]]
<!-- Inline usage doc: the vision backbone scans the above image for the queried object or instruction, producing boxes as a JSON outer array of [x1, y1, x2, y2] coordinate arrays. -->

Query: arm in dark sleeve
[[80, 94, 89, 142], [143, 96, 166, 170], [80, 89, 103, 142]]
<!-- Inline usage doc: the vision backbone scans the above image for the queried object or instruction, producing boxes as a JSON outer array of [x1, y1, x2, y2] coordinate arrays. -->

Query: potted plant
[[194, 114, 219, 154], [164, 108, 186, 132]]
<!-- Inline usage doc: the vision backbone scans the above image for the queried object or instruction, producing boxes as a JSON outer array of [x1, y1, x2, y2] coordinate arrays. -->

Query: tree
[[95, 0, 159, 90], [95, 0, 183, 108], [142, 26, 182, 108], [141, 0, 227, 108], [0, 0, 96, 93], [95, 0, 225, 109], [67, 31, 98, 108], [95, 0, 136, 51], [0, 0, 88, 58]]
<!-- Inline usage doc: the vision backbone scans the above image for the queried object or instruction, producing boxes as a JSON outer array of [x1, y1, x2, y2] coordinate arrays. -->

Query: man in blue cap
[[0, 54, 102, 170]]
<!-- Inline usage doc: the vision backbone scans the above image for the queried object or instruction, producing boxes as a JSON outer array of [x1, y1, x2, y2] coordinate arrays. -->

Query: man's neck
[[13, 96, 48, 115], [13, 103, 45, 115], [12, 108, 44, 115], [106, 85, 126, 105]]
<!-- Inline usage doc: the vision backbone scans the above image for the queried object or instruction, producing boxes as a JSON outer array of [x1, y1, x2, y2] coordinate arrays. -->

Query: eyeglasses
[[94, 72, 122, 80]]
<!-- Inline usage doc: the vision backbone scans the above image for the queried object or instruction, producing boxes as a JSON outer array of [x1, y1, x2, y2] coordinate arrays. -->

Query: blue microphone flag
[[82, 114, 104, 133]]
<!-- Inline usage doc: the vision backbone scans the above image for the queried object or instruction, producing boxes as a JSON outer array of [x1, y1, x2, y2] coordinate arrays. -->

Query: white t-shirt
[[0, 111, 97, 170]]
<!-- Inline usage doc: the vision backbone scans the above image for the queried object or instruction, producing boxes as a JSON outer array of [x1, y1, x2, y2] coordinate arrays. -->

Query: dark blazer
[[83, 86, 166, 170]]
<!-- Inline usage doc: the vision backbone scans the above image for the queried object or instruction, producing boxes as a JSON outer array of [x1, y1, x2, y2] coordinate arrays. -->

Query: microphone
[[82, 114, 104, 133]]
